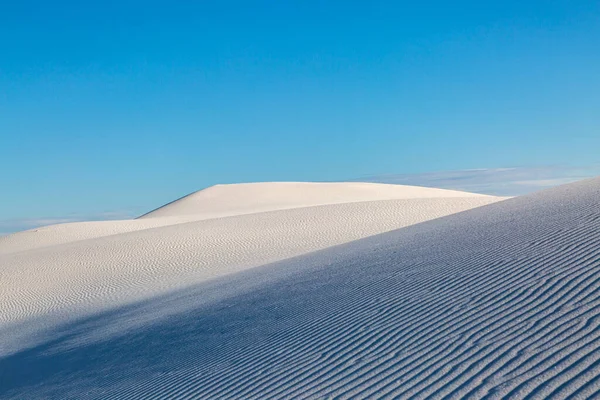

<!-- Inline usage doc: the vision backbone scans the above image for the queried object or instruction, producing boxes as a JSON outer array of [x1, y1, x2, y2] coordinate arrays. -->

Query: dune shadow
[[0, 240, 378, 399]]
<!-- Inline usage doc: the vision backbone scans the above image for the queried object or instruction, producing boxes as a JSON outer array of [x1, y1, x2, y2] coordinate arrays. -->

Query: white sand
[[0, 182, 501, 328], [140, 181, 490, 219], [0, 182, 491, 255], [4, 178, 600, 399]]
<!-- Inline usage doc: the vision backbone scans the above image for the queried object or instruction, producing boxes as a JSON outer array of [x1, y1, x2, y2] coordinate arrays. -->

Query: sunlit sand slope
[[139, 181, 492, 219], [0, 184, 500, 328], [0, 182, 492, 255]]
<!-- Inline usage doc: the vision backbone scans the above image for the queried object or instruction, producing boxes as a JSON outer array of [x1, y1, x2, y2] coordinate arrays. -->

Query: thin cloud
[[353, 165, 600, 196], [0, 211, 136, 236]]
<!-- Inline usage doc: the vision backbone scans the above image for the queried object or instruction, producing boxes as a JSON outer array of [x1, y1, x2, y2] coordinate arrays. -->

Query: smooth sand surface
[[140, 181, 492, 219], [0, 183, 501, 330], [3, 177, 599, 399]]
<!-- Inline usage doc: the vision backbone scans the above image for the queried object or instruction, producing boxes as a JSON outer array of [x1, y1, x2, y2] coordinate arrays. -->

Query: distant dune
[[140, 181, 493, 219], [8, 179, 600, 398], [0, 182, 492, 256], [0, 182, 501, 332]]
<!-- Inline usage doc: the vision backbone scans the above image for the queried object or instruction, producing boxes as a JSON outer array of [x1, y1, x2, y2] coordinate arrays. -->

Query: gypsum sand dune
[[0, 182, 492, 255], [1, 177, 599, 399], [139, 181, 492, 219], [0, 195, 502, 329]]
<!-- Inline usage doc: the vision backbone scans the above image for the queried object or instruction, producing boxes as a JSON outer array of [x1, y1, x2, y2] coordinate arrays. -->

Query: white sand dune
[[140, 181, 488, 219], [0, 182, 491, 256], [6, 178, 600, 399], [0, 183, 500, 331]]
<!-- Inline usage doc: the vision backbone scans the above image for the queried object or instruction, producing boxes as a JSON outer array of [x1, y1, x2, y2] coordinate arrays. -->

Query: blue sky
[[1, 1, 599, 233]]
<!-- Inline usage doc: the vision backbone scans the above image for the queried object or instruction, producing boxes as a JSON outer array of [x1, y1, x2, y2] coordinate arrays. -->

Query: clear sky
[[1, 1, 599, 230]]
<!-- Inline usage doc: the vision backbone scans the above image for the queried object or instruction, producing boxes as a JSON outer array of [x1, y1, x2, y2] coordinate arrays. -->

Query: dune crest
[[139, 181, 491, 219], [0, 182, 494, 255]]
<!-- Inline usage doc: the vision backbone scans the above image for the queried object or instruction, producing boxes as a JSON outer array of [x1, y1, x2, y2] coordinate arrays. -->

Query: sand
[[9, 179, 600, 398], [0, 182, 500, 330], [140, 181, 493, 219], [0, 182, 492, 255]]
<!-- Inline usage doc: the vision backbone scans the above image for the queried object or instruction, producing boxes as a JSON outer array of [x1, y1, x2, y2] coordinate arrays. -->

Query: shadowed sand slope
[[1, 178, 599, 399]]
